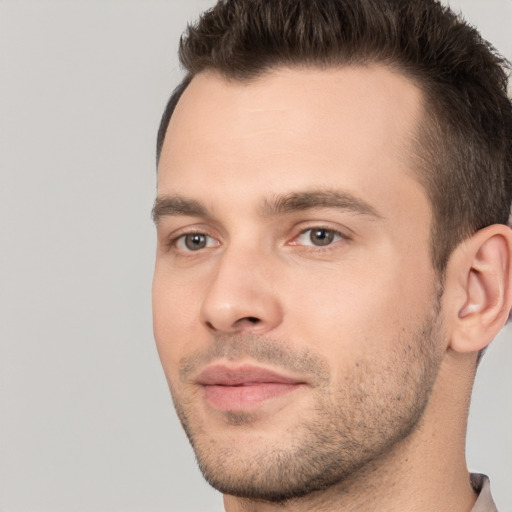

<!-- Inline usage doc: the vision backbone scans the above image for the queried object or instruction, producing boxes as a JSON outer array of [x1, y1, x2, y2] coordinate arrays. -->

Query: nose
[[200, 246, 283, 334]]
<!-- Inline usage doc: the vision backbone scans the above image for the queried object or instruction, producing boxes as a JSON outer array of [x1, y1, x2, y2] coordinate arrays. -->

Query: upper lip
[[195, 363, 306, 386]]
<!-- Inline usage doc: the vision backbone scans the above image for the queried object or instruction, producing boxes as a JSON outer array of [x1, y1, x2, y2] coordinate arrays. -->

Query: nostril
[[204, 317, 260, 331]]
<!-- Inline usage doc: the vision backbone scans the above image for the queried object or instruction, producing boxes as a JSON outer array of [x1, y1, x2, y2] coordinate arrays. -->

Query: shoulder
[[470, 474, 498, 512]]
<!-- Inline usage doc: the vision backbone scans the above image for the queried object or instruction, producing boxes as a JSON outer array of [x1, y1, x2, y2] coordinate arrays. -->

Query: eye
[[176, 233, 218, 251], [293, 228, 343, 247]]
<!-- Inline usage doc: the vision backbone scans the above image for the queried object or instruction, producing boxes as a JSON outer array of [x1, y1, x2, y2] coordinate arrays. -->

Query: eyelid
[[162, 225, 221, 252], [288, 224, 352, 248], [159, 222, 352, 252], [178, 233, 219, 249], [294, 222, 350, 237]]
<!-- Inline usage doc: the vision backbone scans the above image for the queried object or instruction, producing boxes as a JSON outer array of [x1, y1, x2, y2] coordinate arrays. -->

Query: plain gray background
[[0, 1, 511, 511]]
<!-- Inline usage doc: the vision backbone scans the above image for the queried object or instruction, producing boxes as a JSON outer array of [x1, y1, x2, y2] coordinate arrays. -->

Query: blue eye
[[295, 228, 343, 247]]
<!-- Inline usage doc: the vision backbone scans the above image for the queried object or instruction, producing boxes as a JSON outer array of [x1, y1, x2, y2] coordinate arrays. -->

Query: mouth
[[195, 363, 307, 411]]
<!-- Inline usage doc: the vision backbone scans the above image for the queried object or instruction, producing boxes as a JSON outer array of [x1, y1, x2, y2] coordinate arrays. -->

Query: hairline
[[156, 62, 449, 275], [157, 60, 426, 164]]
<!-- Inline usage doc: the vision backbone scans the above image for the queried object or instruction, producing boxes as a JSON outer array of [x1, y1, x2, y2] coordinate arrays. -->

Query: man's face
[[153, 66, 446, 501]]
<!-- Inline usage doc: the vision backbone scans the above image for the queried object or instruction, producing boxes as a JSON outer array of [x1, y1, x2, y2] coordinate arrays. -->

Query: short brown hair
[[157, 0, 512, 273]]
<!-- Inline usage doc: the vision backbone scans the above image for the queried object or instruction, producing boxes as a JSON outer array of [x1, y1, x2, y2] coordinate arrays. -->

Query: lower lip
[[203, 383, 301, 411]]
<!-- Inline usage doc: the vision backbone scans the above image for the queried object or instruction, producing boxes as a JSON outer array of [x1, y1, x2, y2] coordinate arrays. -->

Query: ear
[[444, 224, 512, 354]]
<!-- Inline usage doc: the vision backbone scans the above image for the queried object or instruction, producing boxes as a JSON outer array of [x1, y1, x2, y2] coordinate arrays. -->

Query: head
[[152, 0, 512, 506]]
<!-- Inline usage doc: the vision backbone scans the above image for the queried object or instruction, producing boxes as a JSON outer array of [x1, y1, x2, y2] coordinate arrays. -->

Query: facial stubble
[[167, 301, 444, 504]]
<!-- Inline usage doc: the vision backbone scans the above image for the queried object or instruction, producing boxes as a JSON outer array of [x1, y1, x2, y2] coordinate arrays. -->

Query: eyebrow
[[152, 196, 207, 224], [259, 190, 383, 219], [152, 189, 383, 224]]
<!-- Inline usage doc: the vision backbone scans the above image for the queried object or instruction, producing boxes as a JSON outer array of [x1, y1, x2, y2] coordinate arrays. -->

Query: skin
[[152, 66, 510, 511]]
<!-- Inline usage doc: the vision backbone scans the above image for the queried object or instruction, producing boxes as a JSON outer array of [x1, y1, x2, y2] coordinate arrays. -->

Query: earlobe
[[447, 225, 512, 354]]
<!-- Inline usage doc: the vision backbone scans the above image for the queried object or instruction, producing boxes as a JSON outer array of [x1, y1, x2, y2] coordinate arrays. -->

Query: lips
[[196, 364, 306, 411]]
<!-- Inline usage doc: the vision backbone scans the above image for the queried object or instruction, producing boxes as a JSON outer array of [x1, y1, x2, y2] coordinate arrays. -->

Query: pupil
[[185, 234, 206, 250], [311, 229, 334, 246]]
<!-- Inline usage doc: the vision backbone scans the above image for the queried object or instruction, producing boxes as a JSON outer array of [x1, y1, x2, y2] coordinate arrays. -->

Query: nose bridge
[[200, 240, 282, 333]]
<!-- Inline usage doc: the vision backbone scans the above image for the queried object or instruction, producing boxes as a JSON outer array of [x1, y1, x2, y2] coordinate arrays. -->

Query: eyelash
[[291, 226, 348, 249], [167, 230, 218, 252], [166, 225, 350, 254]]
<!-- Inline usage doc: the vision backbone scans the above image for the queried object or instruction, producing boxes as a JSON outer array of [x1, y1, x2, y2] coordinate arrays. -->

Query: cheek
[[152, 264, 202, 371], [287, 252, 434, 360]]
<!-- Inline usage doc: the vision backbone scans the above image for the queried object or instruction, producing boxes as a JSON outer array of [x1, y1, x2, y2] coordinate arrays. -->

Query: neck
[[224, 354, 478, 512]]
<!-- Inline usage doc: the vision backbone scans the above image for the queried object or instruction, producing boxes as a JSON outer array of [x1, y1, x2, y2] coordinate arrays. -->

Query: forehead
[[157, 66, 428, 229]]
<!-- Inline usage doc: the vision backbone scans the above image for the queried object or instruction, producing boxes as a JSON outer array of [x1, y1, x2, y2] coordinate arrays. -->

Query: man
[[151, 0, 512, 510]]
